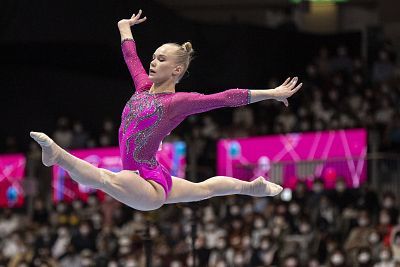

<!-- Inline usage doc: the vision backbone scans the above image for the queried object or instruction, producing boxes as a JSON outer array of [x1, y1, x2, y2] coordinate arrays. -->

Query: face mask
[[383, 198, 394, 208], [234, 255, 244, 265], [358, 252, 370, 263], [379, 250, 390, 261], [58, 228, 68, 237], [254, 219, 265, 229], [275, 217, 285, 227], [260, 241, 270, 250], [242, 236, 251, 247], [80, 226, 90, 235], [216, 240, 226, 250], [119, 246, 130, 255], [81, 258, 93, 267], [233, 220, 242, 229], [358, 218, 369, 227], [205, 224, 216, 231], [126, 259, 138, 267], [88, 197, 97, 206], [299, 224, 310, 234], [285, 258, 298, 267], [72, 201, 82, 210], [313, 184, 323, 193], [331, 253, 344, 265], [243, 204, 253, 215], [92, 214, 102, 223], [368, 232, 379, 244], [230, 205, 240, 216], [336, 183, 346, 192], [289, 204, 300, 215], [57, 203, 66, 213], [380, 215, 390, 225]]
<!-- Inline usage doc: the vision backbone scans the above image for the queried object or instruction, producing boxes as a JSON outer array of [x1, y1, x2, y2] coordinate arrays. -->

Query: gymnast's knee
[[197, 182, 212, 199]]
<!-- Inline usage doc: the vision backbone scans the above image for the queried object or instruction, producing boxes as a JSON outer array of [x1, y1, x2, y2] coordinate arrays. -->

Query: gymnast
[[30, 10, 302, 211]]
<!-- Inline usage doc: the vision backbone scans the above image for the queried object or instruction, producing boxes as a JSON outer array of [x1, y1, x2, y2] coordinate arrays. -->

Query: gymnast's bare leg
[[165, 176, 283, 204], [31, 131, 282, 209], [30, 132, 165, 211]]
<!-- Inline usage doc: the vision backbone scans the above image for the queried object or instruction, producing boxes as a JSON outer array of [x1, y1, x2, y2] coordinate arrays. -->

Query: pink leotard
[[118, 39, 251, 198]]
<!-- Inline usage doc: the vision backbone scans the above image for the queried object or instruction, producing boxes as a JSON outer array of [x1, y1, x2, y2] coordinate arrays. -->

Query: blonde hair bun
[[182, 42, 194, 54]]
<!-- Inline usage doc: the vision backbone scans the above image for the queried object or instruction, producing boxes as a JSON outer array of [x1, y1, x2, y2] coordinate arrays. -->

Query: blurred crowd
[[3, 42, 400, 158], [0, 179, 399, 267], [1, 40, 400, 267]]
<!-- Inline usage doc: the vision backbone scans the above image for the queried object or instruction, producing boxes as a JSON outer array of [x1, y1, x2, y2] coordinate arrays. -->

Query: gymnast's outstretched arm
[[118, 10, 152, 93], [249, 77, 302, 106], [167, 77, 302, 119]]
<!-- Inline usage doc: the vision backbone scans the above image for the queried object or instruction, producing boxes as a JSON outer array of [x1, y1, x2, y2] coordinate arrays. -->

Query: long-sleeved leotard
[[118, 39, 251, 198]]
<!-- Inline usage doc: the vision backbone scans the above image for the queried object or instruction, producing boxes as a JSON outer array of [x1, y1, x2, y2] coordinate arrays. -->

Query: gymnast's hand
[[272, 77, 302, 107], [118, 9, 147, 29]]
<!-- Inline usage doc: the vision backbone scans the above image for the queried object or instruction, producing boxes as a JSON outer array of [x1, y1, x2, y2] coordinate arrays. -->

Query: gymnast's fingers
[[291, 83, 303, 94], [282, 77, 291, 86]]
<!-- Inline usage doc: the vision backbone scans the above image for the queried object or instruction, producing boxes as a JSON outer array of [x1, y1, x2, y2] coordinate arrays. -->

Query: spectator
[[373, 50, 395, 83], [71, 121, 89, 149], [53, 117, 73, 149]]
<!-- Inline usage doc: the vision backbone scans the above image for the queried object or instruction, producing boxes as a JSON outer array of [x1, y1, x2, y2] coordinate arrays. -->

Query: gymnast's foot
[[30, 131, 60, 167], [242, 176, 283, 197]]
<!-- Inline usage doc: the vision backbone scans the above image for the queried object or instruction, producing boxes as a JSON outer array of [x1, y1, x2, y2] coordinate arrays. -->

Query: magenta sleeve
[[169, 89, 251, 119], [121, 39, 153, 93]]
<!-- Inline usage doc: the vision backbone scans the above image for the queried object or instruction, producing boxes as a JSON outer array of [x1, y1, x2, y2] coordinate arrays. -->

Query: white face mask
[[79, 226, 90, 235], [260, 241, 270, 250], [383, 198, 394, 208], [380, 214, 391, 225], [242, 236, 251, 247], [358, 252, 370, 263], [379, 250, 390, 261], [72, 200, 82, 210], [368, 232, 379, 244], [216, 240, 226, 250], [88, 196, 97, 206], [313, 184, 323, 193], [126, 259, 138, 267], [233, 220, 242, 229], [331, 253, 344, 265], [57, 203, 66, 213], [234, 255, 244, 265], [230, 205, 240, 216], [289, 204, 300, 215], [299, 224, 310, 234], [58, 228, 68, 237], [243, 204, 253, 215], [205, 224, 216, 231], [336, 183, 346, 192], [254, 219, 265, 229], [358, 218, 369, 227]]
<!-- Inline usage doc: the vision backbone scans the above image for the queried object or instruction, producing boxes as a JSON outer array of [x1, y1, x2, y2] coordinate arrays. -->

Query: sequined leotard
[[118, 39, 251, 198]]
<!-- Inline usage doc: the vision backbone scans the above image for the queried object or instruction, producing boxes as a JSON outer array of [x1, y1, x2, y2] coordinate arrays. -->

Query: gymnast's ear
[[172, 65, 184, 76]]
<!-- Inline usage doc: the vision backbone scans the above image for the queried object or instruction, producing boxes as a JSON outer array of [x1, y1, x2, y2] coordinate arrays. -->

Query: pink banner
[[0, 154, 26, 207], [217, 129, 367, 188], [53, 142, 186, 202]]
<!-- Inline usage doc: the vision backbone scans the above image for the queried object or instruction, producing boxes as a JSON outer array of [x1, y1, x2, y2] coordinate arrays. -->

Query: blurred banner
[[217, 129, 367, 188], [0, 154, 26, 207], [53, 141, 186, 203]]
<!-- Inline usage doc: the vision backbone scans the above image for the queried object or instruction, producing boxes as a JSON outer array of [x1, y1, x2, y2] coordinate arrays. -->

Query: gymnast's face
[[149, 44, 182, 84]]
